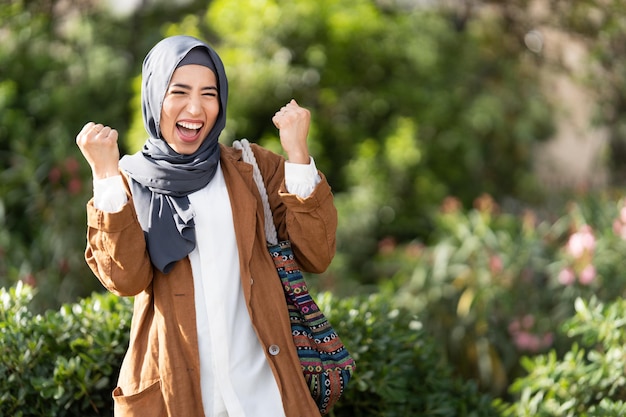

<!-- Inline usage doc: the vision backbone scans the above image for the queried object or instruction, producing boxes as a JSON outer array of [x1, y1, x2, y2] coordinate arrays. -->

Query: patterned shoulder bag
[[233, 139, 355, 415]]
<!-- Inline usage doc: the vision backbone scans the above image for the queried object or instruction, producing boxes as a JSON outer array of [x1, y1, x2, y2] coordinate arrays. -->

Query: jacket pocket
[[113, 379, 166, 417]]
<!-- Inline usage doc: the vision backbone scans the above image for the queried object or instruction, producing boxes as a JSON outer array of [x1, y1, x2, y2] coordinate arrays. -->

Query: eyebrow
[[169, 83, 218, 92]]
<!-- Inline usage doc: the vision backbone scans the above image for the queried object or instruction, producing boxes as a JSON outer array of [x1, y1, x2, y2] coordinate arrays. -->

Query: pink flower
[[21, 274, 36, 287], [558, 267, 576, 285], [404, 242, 423, 258], [64, 157, 80, 174], [566, 225, 596, 259], [489, 255, 503, 274], [541, 332, 554, 348], [48, 167, 62, 184], [614, 207, 626, 240], [512, 331, 554, 352], [579, 264, 596, 285], [508, 319, 521, 334], [58, 258, 70, 275], [613, 219, 626, 240], [521, 314, 535, 329], [378, 237, 396, 255], [440, 196, 462, 214], [514, 332, 541, 352], [620, 206, 626, 224], [474, 193, 498, 214], [68, 178, 82, 195], [508, 316, 554, 352]]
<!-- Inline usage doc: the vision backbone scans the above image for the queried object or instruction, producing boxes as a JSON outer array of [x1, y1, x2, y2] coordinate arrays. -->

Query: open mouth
[[176, 121, 203, 140]]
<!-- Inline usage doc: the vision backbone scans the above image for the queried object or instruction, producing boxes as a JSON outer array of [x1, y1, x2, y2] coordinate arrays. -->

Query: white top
[[93, 156, 321, 417]]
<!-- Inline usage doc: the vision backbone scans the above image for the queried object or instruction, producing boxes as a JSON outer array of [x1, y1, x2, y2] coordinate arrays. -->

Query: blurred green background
[[4, 0, 626, 414]]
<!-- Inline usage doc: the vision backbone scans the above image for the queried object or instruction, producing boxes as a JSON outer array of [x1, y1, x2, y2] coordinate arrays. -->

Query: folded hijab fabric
[[119, 35, 229, 273]]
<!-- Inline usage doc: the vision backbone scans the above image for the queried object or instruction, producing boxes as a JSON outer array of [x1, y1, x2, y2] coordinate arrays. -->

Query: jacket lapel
[[219, 144, 258, 299]]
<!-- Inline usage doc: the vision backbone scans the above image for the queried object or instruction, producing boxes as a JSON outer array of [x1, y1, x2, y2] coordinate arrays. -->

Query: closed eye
[[202, 87, 218, 97]]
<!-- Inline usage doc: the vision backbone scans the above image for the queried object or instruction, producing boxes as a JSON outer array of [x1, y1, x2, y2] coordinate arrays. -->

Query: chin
[[177, 140, 206, 155]]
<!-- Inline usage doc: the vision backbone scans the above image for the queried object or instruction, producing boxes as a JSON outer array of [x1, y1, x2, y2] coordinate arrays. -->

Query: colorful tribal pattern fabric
[[269, 240, 355, 415]]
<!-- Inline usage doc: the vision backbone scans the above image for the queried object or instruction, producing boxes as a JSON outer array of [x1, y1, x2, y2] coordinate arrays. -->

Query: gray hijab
[[119, 35, 228, 273]]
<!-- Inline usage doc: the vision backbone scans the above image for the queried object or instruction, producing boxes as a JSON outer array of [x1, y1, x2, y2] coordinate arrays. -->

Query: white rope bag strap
[[232, 139, 279, 245]]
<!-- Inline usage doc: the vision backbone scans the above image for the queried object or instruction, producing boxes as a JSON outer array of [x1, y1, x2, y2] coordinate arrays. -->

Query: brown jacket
[[85, 144, 337, 417]]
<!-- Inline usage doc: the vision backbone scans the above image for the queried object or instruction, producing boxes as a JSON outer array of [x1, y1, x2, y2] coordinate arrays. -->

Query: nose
[[186, 94, 202, 115]]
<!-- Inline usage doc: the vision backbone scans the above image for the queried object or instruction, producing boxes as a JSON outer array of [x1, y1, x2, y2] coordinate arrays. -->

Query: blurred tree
[[0, 0, 131, 310], [0, 0, 211, 310], [1, 0, 561, 306], [134, 0, 554, 284]]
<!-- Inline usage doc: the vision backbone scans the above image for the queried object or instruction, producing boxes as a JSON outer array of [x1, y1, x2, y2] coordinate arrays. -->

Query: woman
[[76, 35, 337, 417]]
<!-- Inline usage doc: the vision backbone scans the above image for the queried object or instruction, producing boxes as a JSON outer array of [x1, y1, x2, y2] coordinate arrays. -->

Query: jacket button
[[268, 344, 280, 356], [250, 278, 254, 285]]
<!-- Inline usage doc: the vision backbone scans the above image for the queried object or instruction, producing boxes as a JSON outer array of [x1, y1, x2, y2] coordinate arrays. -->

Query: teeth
[[177, 121, 203, 130]]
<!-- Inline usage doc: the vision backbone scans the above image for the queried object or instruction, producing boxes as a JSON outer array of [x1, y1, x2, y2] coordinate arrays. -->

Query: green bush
[[0, 282, 131, 417], [0, 283, 496, 416], [318, 292, 498, 417], [497, 296, 626, 417], [378, 194, 626, 396]]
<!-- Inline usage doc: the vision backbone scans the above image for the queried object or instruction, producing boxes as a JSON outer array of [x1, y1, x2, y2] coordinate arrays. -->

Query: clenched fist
[[272, 99, 311, 164], [75, 122, 120, 179]]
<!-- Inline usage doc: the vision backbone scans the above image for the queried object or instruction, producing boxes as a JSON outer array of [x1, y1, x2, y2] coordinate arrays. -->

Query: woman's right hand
[[76, 122, 120, 179]]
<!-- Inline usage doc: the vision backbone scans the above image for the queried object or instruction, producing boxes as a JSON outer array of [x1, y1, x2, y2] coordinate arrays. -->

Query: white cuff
[[284, 157, 321, 198], [93, 175, 128, 213]]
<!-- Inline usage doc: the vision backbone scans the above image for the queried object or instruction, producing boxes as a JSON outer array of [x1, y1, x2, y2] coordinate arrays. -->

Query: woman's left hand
[[272, 99, 311, 164]]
